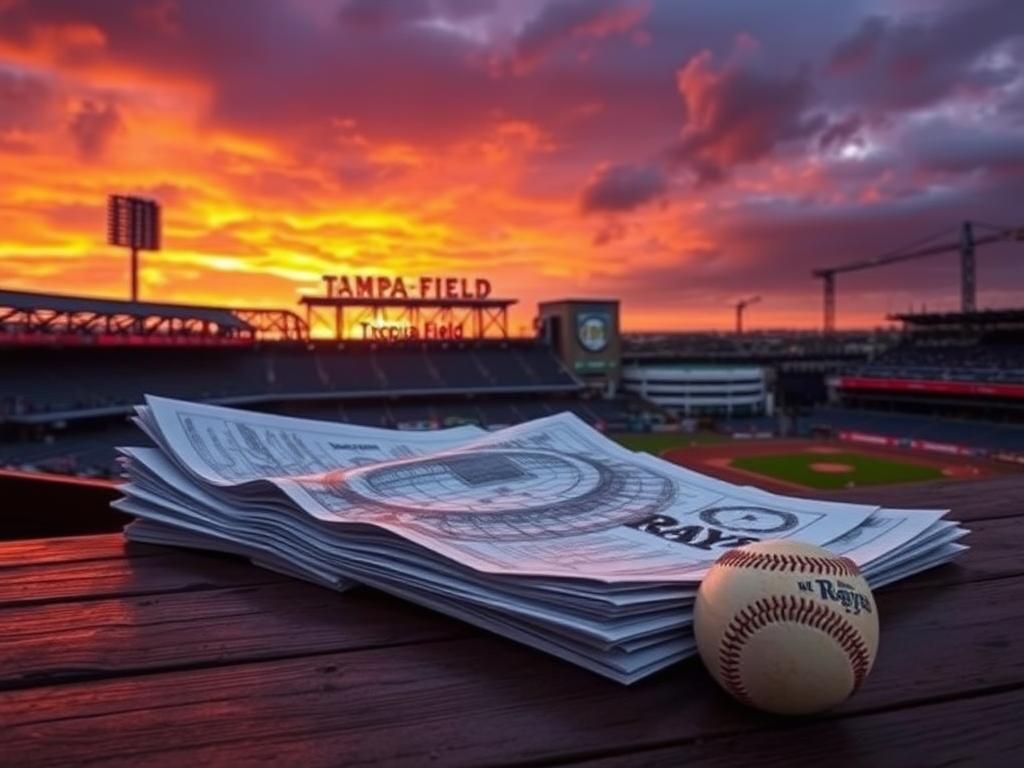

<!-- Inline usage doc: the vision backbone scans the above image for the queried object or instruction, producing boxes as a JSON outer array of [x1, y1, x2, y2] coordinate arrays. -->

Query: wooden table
[[2, 474, 1023, 767]]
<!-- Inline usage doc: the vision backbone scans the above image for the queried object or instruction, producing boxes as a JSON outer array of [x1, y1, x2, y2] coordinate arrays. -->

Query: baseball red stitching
[[718, 549, 861, 577], [718, 595, 872, 706]]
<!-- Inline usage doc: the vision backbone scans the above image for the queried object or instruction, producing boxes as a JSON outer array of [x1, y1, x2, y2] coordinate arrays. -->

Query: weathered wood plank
[[0, 478, 1018, 766], [2, 573, 1022, 767], [1, 472, 1015, 569], [0, 534, 157, 568], [0, 508, 1009, 613], [0, 549, 288, 608], [0, 514, 1018, 690], [0, 581, 468, 690], [573, 685, 1024, 768], [831, 473, 1024, 522], [884, 514, 1019, 591]]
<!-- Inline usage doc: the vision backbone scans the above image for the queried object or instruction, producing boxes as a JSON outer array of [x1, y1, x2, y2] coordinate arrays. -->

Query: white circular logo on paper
[[699, 506, 800, 534], [578, 315, 608, 352]]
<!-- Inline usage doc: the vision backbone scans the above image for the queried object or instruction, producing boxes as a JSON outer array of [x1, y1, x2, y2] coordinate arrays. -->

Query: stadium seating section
[[0, 341, 663, 478], [848, 341, 1024, 384], [0, 342, 579, 420]]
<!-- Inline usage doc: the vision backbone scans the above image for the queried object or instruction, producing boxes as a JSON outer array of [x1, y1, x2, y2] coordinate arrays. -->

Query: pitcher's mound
[[942, 465, 980, 478], [810, 462, 855, 474]]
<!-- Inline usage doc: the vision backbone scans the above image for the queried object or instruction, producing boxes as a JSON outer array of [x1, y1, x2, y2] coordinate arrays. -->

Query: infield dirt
[[660, 438, 1012, 493]]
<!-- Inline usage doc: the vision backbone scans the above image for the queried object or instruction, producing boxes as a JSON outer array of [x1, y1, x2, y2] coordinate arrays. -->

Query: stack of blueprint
[[116, 397, 968, 684]]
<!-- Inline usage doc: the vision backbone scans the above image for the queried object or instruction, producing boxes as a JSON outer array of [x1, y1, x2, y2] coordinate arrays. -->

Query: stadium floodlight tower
[[107, 195, 161, 302], [735, 295, 761, 335]]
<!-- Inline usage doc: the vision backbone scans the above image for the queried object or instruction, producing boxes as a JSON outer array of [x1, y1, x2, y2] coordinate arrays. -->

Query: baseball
[[694, 540, 879, 715]]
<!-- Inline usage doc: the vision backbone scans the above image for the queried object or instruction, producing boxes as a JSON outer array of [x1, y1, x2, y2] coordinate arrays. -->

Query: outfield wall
[[838, 430, 982, 458]]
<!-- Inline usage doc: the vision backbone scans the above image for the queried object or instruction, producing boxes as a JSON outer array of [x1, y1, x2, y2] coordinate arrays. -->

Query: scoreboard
[[107, 195, 161, 251]]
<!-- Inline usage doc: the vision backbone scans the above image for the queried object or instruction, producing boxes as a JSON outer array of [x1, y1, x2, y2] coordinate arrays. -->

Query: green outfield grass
[[611, 431, 730, 454], [731, 451, 944, 490]]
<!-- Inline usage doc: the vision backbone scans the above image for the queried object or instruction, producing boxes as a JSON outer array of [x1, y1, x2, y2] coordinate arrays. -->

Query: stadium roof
[[889, 308, 1024, 326], [0, 289, 250, 329]]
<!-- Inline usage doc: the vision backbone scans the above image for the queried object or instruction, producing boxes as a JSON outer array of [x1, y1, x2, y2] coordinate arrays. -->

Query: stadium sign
[[358, 321, 464, 341], [304, 274, 513, 340], [577, 311, 610, 352], [321, 275, 492, 301]]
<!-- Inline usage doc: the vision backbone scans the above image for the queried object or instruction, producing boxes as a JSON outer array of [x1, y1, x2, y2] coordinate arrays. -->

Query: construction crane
[[812, 221, 1024, 333], [735, 295, 761, 335]]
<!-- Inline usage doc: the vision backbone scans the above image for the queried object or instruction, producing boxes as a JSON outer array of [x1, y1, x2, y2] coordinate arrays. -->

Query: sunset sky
[[1, 0, 1023, 332]]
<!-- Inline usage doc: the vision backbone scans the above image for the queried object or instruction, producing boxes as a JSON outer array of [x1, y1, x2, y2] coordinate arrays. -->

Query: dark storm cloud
[[337, 0, 497, 28], [337, 0, 432, 28], [581, 163, 666, 213], [910, 121, 1024, 177], [437, 0, 499, 19], [715, 167, 1024, 290], [829, 16, 885, 75], [584, 166, 1024, 322], [668, 50, 824, 184], [511, 0, 650, 71], [818, 114, 863, 151], [68, 100, 122, 160], [826, 0, 1024, 114]]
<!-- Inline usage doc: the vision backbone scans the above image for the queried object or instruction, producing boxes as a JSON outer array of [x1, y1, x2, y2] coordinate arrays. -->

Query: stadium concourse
[[0, 289, 658, 479]]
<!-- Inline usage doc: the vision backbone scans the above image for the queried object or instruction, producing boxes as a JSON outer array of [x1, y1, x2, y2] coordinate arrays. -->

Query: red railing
[[836, 376, 1024, 400]]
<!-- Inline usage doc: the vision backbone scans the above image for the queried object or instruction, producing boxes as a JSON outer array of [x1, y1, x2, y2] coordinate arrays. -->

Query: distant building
[[620, 363, 769, 417]]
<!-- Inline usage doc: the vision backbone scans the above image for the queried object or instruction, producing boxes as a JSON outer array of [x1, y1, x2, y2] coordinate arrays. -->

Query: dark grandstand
[[0, 289, 659, 479], [629, 311, 1024, 455], [833, 310, 1024, 412], [623, 329, 891, 362], [786, 309, 1024, 453], [844, 310, 1024, 385]]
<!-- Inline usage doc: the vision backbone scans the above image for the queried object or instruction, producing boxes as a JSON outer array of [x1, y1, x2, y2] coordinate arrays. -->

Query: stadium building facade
[[620, 363, 769, 417]]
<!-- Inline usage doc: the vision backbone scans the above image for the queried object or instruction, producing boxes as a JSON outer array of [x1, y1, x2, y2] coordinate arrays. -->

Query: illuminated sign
[[577, 311, 610, 353], [322, 275, 492, 301]]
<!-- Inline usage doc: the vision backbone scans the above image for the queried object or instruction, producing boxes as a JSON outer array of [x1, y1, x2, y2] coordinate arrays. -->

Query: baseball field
[[611, 432, 729, 453], [728, 451, 942, 490], [612, 433, 1004, 492]]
